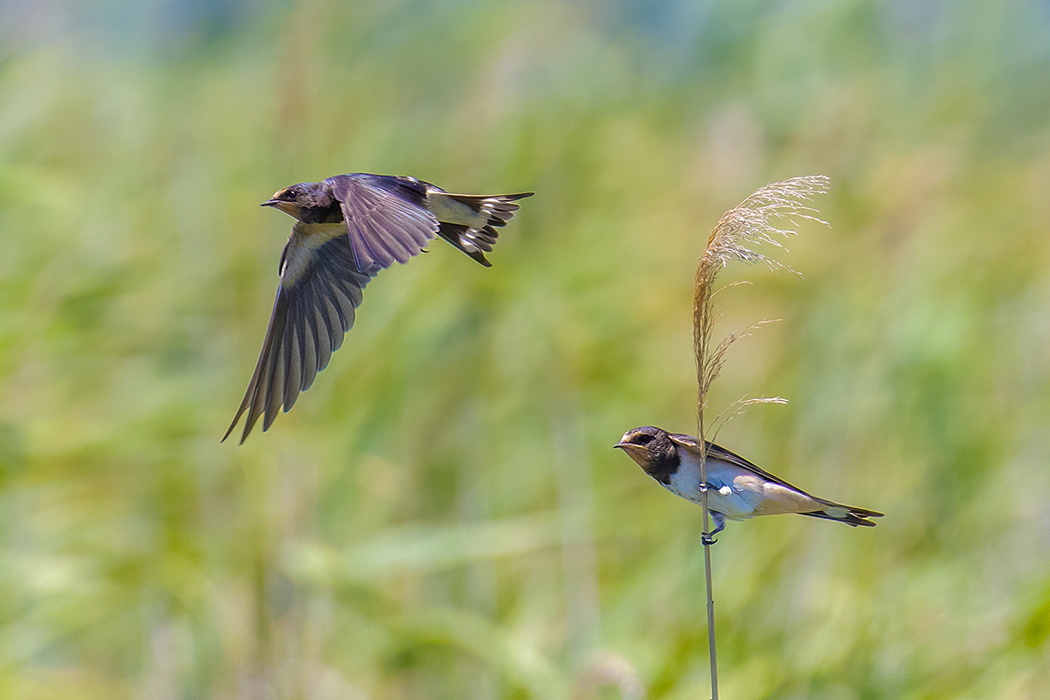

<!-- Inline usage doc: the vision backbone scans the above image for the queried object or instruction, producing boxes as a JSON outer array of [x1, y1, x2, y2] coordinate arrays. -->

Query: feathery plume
[[694, 175, 828, 426]]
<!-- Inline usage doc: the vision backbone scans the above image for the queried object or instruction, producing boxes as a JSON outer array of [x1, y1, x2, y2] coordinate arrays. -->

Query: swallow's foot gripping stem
[[701, 506, 726, 546]]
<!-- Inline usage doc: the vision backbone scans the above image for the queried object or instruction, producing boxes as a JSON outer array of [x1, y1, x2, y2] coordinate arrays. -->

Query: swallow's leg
[[701, 511, 726, 546]]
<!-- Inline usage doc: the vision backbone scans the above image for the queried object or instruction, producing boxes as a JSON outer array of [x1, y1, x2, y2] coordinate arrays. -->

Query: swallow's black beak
[[614, 441, 647, 462], [261, 199, 280, 207]]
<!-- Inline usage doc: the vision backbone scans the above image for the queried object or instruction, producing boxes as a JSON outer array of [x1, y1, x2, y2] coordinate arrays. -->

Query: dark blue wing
[[224, 234, 373, 443]]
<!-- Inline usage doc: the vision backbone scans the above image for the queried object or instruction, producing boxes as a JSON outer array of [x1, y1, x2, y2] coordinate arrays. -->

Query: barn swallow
[[615, 426, 882, 542], [224, 173, 532, 443]]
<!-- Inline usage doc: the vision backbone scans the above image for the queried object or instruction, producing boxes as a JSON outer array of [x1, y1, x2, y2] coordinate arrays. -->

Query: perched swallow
[[224, 173, 533, 443], [615, 426, 882, 541]]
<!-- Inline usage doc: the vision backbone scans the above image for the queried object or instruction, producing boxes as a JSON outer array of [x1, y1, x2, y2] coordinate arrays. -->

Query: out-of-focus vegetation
[[2, 1, 1049, 698]]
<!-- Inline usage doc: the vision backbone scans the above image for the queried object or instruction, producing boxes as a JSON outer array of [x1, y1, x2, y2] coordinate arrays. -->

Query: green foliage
[[2, 1, 1049, 698]]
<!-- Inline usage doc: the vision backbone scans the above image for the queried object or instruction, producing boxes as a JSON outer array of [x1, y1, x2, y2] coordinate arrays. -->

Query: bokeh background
[[2, 0, 1050, 698]]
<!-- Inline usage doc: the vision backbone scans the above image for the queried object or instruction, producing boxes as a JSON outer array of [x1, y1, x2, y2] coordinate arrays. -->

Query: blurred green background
[[2, 0, 1049, 698]]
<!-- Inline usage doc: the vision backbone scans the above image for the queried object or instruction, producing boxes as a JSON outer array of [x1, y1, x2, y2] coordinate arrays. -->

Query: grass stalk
[[691, 176, 829, 699]]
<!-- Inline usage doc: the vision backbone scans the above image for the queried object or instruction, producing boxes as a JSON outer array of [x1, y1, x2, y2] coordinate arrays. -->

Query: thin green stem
[[697, 415, 718, 700]]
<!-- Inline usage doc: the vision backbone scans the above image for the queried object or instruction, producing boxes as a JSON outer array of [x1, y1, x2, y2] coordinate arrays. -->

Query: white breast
[[665, 457, 761, 521], [281, 222, 349, 286]]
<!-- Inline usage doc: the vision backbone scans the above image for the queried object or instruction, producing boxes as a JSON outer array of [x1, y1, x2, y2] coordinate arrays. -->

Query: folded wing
[[672, 434, 883, 526]]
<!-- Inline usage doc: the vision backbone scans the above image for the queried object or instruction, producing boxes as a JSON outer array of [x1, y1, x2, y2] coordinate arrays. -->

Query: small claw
[[704, 511, 726, 545]]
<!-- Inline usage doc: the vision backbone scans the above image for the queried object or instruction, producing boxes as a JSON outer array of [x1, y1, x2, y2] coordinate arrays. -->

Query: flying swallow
[[615, 426, 882, 541], [224, 173, 533, 443]]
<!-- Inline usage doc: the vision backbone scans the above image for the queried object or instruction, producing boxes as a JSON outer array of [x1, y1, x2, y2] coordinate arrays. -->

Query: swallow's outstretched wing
[[326, 174, 441, 273], [328, 174, 533, 270], [223, 233, 373, 443]]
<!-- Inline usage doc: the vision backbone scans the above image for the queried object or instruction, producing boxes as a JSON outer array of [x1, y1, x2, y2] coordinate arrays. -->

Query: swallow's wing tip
[[237, 421, 255, 445], [220, 422, 248, 445]]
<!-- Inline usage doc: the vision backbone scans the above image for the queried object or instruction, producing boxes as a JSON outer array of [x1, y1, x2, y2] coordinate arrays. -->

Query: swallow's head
[[615, 426, 679, 481], [262, 182, 329, 220]]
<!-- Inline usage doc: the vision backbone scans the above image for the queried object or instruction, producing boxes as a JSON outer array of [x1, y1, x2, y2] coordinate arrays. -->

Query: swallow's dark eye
[[633, 433, 655, 445]]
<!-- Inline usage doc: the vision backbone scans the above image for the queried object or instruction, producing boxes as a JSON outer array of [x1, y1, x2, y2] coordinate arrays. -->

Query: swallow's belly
[[665, 472, 759, 520], [703, 484, 759, 520]]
